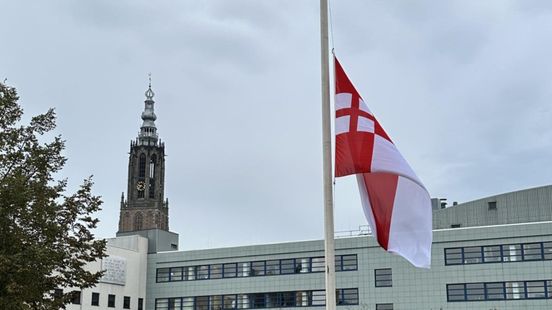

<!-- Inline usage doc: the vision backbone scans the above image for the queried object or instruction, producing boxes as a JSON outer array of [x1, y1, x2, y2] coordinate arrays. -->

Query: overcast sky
[[2, 0, 551, 250]]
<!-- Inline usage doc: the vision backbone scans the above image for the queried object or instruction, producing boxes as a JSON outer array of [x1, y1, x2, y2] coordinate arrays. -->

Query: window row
[[56, 290, 143, 309], [157, 255, 357, 282], [444, 241, 552, 265], [447, 280, 552, 302], [155, 289, 359, 310]]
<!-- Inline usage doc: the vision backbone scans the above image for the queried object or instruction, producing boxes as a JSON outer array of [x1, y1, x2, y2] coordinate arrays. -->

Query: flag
[[334, 56, 432, 268]]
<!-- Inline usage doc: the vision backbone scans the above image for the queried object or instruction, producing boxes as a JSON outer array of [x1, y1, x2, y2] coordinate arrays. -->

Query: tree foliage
[[0, 81, 107, 309]]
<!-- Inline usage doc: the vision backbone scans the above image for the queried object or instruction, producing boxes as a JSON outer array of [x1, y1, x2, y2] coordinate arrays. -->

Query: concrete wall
[[65, 235, 148, 310], [433, 185, 552, 229], [117, 228, 179, 254]]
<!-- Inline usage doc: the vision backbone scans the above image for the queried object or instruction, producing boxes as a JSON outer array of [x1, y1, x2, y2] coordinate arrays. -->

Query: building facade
[[65, 235, 149, 310], [69, 85, 552, 309], [146, 193, 552, 310]]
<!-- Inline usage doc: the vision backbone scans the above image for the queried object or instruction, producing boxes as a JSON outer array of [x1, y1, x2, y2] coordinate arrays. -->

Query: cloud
[[1, 1, 551, 249]]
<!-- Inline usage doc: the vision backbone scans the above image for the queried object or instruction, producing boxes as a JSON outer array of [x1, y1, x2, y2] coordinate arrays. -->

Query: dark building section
[[117, 82, 178, 253]]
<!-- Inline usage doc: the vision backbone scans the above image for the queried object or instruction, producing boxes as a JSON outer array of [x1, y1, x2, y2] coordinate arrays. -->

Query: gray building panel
[[433, 185, 552, 229], [144, 187, 552, 309], [117, 228, 179, 254], [146, 222, 552, 309]]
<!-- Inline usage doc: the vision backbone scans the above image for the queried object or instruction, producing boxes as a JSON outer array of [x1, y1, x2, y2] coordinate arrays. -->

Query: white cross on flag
[[334, 56, 432, 268]]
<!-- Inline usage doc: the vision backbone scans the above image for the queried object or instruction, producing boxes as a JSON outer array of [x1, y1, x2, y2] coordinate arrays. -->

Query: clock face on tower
[[136, 181, 145, 191]]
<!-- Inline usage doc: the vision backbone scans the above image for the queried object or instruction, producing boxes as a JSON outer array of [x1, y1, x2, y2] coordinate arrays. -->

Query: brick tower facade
[[118, 82, 169, 233]]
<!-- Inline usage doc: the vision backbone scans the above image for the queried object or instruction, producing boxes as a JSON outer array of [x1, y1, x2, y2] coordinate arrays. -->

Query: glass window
[[503, 244, 522, 262], [108, 294, 116, 308], [211, 264, 223, 279], [171, 267, 183, 281], [223, 263, 237, 278], [91, 292, 100, 306], [463, 247, 483, 264], [446, 242, 552, 266], [266, 260, 280, 275], [376, 304, 393, 310], [523, 243, 543, 261], [237, 262, 250, 277], [339, 289, 358, 305], [169, 298, 181, 310], [250, 261, 265, 276], [138, 298, 144, 310], [465, 283, 485, 301], [196, 296, 209, 310], [485, 282, 505, 300], [506, 281, 525, 299], [311, 257, 325, 272], [297, 258, 309, 273], [156, 299, 169, 310], [526, 281, 546, 299], [444, 248, 463, 265], [157, 268, 170, 282], [447, 284, 466, 301], [295, 291, 309, 307], [375, 269, 392, 287], [280, 259, 295, 274], [211, 295, 223, 310], [197, 265, 209, 280], [124, 296, 131, 309], [236, 294, 249, 309], [223, 295, 236, 310], [543, 242, 552, 260], [71, 291, 81, 305], [281, 292, 295, 307], [311, 291, 325, 306], [182, 297, 194, 310], [483, 245, 502, 263], [53, 288, 63, 299], [186, 266, 196, 280], [341, 255, 358, 271], [251, 293, 265, 308], [264, 293, 280, 308]]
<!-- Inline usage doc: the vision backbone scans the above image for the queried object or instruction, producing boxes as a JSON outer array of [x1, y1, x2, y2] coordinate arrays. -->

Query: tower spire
[[138, 75, 158, 145]]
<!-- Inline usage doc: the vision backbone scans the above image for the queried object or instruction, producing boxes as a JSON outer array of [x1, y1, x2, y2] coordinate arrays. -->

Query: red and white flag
[[334, 56, 432, 268]]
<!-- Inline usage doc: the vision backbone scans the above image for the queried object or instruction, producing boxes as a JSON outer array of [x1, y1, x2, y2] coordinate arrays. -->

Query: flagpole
[[320, 1, 336, 310]]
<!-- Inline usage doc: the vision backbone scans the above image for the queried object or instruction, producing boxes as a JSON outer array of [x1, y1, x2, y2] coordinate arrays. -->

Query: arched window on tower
[[149, 154, 156, 199], [134, 212, 143, 231], [139, 154, 146, 178], [138, 154, 146, 198]]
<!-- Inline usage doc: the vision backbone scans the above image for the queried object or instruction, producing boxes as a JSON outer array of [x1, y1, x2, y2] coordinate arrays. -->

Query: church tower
[[118, 81, 169, 233]]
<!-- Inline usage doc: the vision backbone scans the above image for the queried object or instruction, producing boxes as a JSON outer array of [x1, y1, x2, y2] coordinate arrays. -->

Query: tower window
[[149, 155, 156, 178], [149, 155, 156, 198], [134, 212, 143, 231], [139, 154, 146, 178]]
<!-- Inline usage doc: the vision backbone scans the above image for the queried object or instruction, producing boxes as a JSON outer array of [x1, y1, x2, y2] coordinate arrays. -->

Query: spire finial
[[145, 73, 155, 100]]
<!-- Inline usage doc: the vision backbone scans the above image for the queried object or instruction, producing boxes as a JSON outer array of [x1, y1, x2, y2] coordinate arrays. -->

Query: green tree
[[0, 81, 107, 309]]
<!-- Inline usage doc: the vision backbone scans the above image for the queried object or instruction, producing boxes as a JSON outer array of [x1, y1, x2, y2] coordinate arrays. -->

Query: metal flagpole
[[320, 1, 336, 310]]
